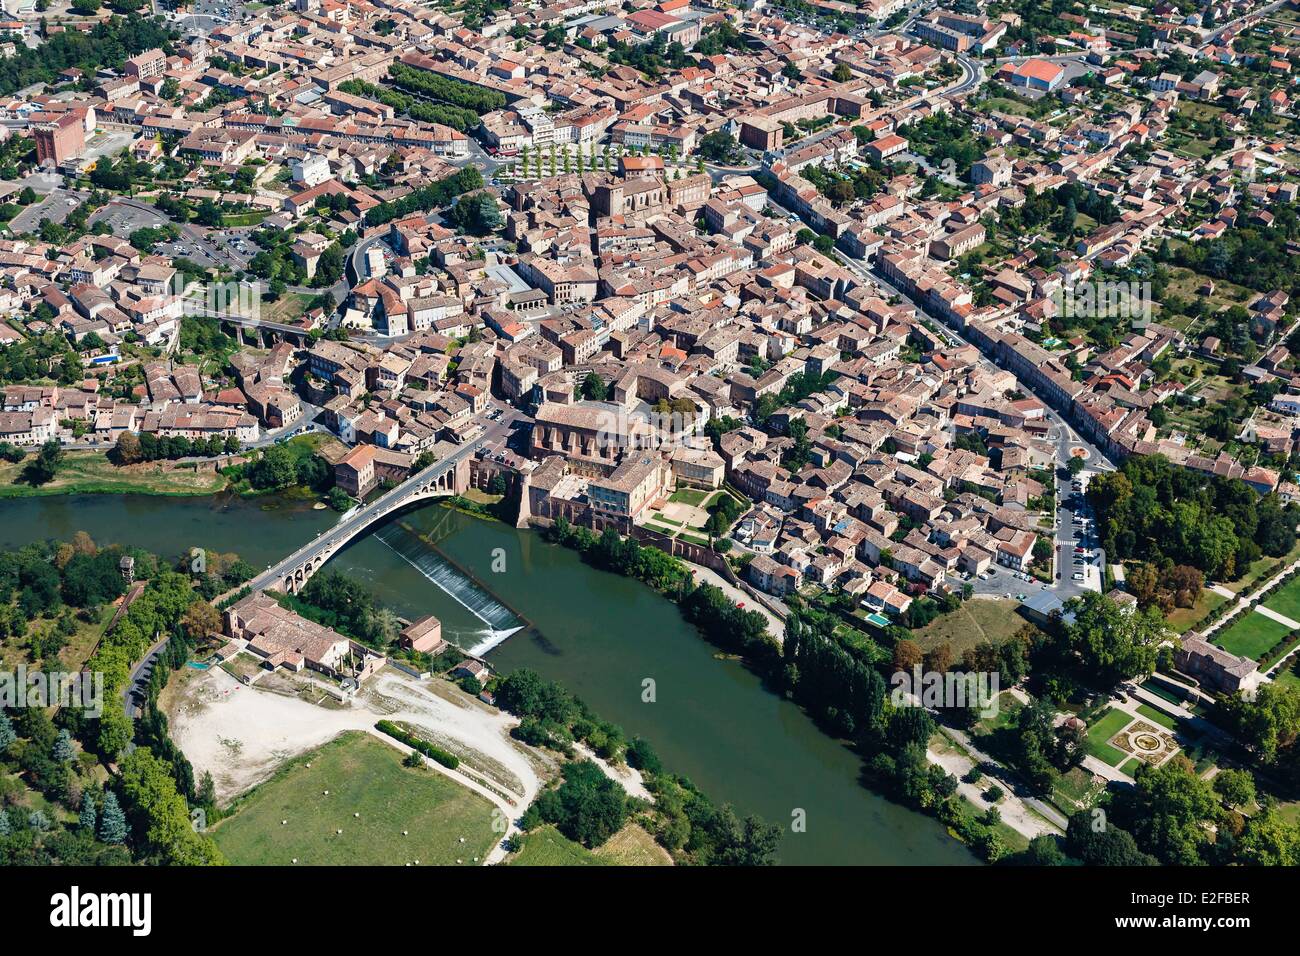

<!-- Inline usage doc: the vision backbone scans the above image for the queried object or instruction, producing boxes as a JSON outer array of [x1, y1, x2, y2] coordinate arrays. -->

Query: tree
[[524, 760, 628, 848], [1122, 757, 1218, 865], [707, 805, 782, 865], [247, 445, 297, 490], [1066, 455, 1085, 476], [698, 131, 740, 164], [1065, 812, 1156, 865], [447, 192, 501, 235], [1236, 805, 1300, 866], [0, 713, 14, 751], [118, 747, 224, 865], [98, 791, 127, 845], [892, 639, 923, 672], [312, 243, 345, 288], [832, 62, 851, 82], [78, 796, 97, 832], [21, 439, 63, 486], [96, 706, 133, 762], [1212, 768, 1255, 810], [180, 600, 220, 641], [1056, 592, 1167, 689], [52, 729, 74, 763]]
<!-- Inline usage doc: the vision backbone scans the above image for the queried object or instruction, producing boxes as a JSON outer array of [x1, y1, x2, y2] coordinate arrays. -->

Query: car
[[1072, 572, 1085, 581], [1003, 592, 1012, 599]]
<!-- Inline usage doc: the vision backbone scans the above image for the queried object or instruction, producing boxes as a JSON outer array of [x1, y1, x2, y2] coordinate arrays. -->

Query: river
[[0, 493, 976, 866]]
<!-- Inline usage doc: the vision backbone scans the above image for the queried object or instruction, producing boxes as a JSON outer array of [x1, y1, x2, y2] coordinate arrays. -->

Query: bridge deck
[[248, 436, 487, 594]]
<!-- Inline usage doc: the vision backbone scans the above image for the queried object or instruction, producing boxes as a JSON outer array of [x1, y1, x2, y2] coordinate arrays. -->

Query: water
[[0, 493, 337, 569], [373, 521, 523, 656], [0, 493, 977, 865]]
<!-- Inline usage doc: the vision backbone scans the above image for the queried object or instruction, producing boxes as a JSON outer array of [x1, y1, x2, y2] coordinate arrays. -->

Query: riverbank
[[0, 495, 976, 864], [0, 449, 227, 498]]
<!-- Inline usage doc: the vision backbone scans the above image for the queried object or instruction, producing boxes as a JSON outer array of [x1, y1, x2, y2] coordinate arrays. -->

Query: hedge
[[375, 720, 459, 769]]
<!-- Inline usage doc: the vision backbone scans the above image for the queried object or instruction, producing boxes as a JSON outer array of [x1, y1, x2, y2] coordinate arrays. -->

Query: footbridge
[[248, 437, 484, 595]]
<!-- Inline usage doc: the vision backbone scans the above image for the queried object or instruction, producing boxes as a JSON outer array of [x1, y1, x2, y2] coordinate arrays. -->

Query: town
[[0, 0, 1298, 876]]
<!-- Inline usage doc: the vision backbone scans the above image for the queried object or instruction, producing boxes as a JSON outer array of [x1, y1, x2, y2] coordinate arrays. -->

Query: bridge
[[210, 311, 315, 346], [248, 437, 485, 595]]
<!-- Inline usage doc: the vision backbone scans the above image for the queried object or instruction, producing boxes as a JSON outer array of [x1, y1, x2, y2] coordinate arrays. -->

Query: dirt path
[[928, 741, 1061, 842], [574, 743, 652, 802]]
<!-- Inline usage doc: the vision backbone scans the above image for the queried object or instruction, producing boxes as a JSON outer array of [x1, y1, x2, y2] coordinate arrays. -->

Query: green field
[[1262, 577, 1300, 624], [1273, 656, 1300, 691], [507, 823, 671, 866], [1136, 704, 1178, 730], [1052, 766, 1103, 811], [913, 598, 1025, 655], [1163, 589, 1226, 633], [668, 487, 710, 506], [1214, 611, 1290, 660], [508, 825, 604, 866], [1084, 708, 1133, 767], [211, 732, 499, 866], [0, 450, 227, 499]]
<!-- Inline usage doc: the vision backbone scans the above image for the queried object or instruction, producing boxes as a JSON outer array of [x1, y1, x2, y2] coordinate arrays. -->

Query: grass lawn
[[1052, 766, 1103, 811], [508, 825, 603, 866], [1262, 576, 1300, 624], [668, 487, 709, 506], [0, 450, 226, 499], [1136, 704, 1178, 730], [592, 824, 673, 865], [508, 822, 671, 866], [1181, 737, 1220, 775], [1120, 758, 1143, 777], [211, 732, 499, 866], [1214, 611, 1290, 660], [1084, 708, 1133, 767], [973, 692, 1021, 737], [1164, 590, 1226, 633], [956, 795, 1030, 855], [1271, 656, 1300, 691], [260, 291, 315, 326], [1224, 539, 1300, 595], [912, 598, 1024, 655]]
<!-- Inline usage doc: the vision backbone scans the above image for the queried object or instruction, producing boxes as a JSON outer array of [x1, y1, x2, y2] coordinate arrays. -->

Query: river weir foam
[[374, 522, 524, 656]]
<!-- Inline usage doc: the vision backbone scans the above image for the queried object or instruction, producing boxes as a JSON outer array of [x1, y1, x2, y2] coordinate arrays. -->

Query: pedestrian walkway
[[1254, 604, 1300, 630]]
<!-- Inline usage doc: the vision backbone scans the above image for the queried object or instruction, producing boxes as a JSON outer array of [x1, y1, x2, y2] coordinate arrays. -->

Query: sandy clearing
[[574, 742, 652, 802], [170, 666, 547, 815]]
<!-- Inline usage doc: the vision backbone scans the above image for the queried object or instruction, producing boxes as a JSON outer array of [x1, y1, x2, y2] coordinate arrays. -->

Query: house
[[399, 614, 446, 654], [1175, 633, 1259, 694], [225, 592, 384, 682]]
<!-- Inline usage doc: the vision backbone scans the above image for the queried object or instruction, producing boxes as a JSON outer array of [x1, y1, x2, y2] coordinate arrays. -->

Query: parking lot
[[88, 200, 169, 236], [1058, 470, 1106, 595], [9, 188, 88, 234]]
